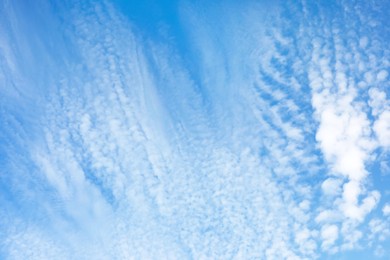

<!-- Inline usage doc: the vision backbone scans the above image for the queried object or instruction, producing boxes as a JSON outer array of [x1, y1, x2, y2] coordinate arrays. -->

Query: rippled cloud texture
[[1, 0, 389, 259]]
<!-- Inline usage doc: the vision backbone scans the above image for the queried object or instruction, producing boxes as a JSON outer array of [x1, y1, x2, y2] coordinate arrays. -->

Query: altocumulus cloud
[[0, 0, 389, 259]]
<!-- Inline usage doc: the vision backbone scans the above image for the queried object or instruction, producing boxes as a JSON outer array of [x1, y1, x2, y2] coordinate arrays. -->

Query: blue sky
[[0, 0, 389, 259]]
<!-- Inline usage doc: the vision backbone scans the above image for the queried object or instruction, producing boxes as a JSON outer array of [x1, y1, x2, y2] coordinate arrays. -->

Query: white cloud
[[306, 2, 389, 252], [1, 0, 389, 259], [316, 210, 341, 223], [359, 37, 369, 49], [377, 70, 388, 82], [383, 204, 390, 216], [374, 110, 390, 147], [4, 225, 69, 260], [369, 218, 390, 242], [368, 88, 387, 116], [322, 178, 343, 196], [368, 88, 390, 148], [321, 224, 339, 250]]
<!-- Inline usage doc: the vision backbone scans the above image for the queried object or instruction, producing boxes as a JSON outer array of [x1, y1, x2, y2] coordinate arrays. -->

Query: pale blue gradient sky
[[0, 0, 389, 259]]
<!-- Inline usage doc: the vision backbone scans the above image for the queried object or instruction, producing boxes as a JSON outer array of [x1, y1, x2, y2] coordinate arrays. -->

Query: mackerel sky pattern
[[0, 0, 389, 259]]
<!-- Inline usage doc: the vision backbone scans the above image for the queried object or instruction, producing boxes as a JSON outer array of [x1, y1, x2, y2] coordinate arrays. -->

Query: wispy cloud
[[0, 0, 389, 259]]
